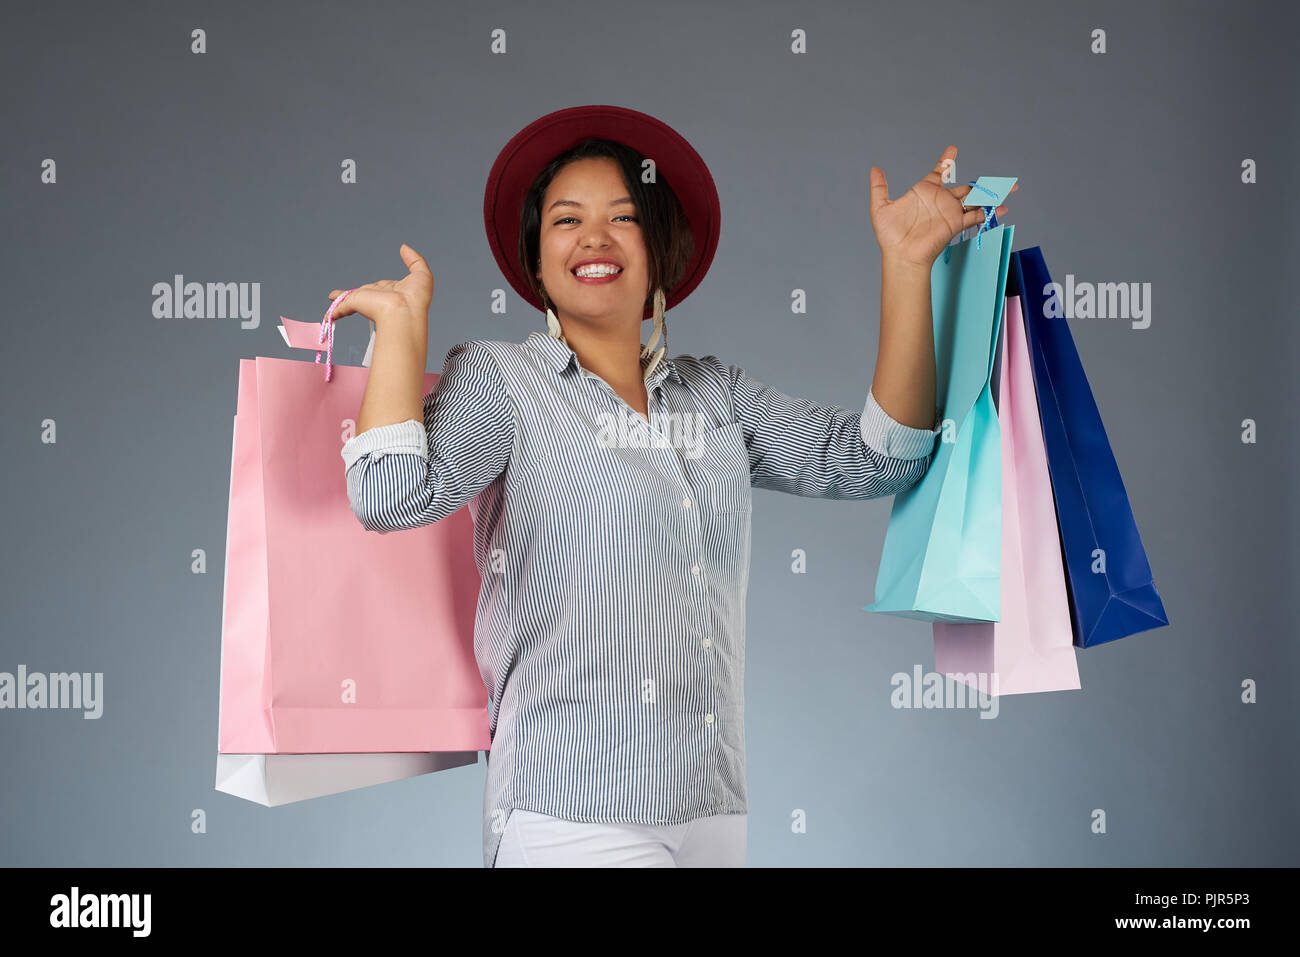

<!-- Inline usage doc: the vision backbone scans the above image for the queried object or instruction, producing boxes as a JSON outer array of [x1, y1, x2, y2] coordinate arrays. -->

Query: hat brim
[[484, 104, 720, 320]]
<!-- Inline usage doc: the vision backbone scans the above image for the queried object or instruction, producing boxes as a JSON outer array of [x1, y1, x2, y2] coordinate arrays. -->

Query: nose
[[579, 222, 612, 248]]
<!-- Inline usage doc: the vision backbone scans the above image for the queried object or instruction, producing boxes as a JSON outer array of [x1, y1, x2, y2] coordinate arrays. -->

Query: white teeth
[[574, 264, 622, 278]]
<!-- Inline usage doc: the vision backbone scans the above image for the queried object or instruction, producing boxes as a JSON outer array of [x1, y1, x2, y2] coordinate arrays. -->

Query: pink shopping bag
[[932, 293, 1081, 696], [216, 305, 490, 804]]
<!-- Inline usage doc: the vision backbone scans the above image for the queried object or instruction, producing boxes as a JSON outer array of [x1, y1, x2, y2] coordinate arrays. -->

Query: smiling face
[[535, 156, 650, 329]]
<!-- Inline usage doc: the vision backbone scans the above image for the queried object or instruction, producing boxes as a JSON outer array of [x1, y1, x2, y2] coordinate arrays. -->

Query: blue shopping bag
[[864, 223, 1014, 622], [1013, 246, 1169, 646]]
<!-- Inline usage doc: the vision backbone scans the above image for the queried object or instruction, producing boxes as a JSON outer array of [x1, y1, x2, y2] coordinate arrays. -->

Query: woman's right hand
[[327, 243, 433, 329]]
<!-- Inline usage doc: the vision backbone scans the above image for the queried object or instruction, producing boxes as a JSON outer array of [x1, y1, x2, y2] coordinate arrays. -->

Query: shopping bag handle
[[942, 178, 1008, 265], [277, 289, 373, 382]]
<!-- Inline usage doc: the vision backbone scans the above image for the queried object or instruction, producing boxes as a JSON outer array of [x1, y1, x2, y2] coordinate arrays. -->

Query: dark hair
[[518, 137, 694, 312]]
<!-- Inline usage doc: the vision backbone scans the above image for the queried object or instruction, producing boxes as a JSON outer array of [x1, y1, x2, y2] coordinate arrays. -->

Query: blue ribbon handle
[[942, 180, 1000, 265]]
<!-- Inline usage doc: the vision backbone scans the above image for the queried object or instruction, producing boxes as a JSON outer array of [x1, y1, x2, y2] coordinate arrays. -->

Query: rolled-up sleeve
[[860, 389, 943, 461], [341, 340, 515, 532], [703, 355, 940, 500]]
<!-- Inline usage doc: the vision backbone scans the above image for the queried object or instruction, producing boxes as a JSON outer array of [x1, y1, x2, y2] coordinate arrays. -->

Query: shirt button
[[373, 452, 384, 461], [702, 637, 711, 649], [691, 565, 700, 575], [682, 497, 691, 508], [704, 713, 715, 724]]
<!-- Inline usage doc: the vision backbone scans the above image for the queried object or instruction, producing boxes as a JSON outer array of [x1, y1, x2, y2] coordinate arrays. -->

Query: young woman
[[330, 106, 1013, 867]]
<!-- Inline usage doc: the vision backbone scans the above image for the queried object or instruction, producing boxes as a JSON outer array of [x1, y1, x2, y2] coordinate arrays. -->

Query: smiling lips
[[571, 261, 624, 284]]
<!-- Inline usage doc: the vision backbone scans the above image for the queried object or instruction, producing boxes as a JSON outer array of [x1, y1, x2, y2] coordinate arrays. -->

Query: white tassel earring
[[546, 305, 565, 341], [543, 290, 567, 345], [640, 288, 667, 380]]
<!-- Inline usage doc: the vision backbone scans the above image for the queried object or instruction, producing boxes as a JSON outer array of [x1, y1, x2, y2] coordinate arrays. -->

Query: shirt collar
[[525, 330, 681, 391]]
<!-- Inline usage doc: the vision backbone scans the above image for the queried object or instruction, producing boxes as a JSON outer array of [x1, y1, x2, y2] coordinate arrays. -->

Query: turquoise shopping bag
[[864, 223, 1013, 622]]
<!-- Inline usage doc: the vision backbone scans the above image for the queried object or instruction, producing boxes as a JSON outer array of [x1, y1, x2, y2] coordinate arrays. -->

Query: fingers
[[868, 166, 890, 213], [321, 286, 389, 321], [400, 242, 432, 276], [322, 244, 432, 324], [961, 205, 1008, 229], [327, 279, 395, 301], [923, 145, 959, 186]]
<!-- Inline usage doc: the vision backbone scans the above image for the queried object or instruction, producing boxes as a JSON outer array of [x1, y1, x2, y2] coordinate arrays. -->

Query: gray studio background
[[2, 0, 1296, 866]]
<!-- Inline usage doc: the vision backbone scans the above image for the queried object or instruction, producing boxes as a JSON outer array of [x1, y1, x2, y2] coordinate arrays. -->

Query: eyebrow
[[546, 196, 636, 214]]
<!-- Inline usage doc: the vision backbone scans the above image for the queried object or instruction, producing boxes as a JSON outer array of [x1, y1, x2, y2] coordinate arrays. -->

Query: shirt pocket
[[682, 421, 752, 514]]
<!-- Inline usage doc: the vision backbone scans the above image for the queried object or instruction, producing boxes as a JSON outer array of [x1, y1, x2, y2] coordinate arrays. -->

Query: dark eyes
[[553, 215, 638, 225]]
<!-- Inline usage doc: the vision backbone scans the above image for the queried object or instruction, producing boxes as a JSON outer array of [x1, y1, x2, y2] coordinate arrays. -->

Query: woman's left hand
[[868, 145, 1017, 270]]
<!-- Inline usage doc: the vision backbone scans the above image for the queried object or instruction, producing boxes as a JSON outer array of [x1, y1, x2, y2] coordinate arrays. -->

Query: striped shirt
[[340, 329, 941, 867]]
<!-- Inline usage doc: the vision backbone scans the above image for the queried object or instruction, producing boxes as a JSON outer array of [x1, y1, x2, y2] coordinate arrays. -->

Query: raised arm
[[342, 340, 514, 532], [701, 355, 940, 501]]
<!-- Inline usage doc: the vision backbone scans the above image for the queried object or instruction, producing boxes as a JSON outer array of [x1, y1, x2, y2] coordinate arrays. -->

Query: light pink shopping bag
[[217, 307, 491, 802], [932, 294, 1081, 696]]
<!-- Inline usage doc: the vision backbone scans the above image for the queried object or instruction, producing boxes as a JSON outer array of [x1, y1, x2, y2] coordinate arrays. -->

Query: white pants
[[494, 808, 747, 867]]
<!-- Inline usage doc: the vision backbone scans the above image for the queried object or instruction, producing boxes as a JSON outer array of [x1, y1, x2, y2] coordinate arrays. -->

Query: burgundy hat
[[483, 104, 721, 320]]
